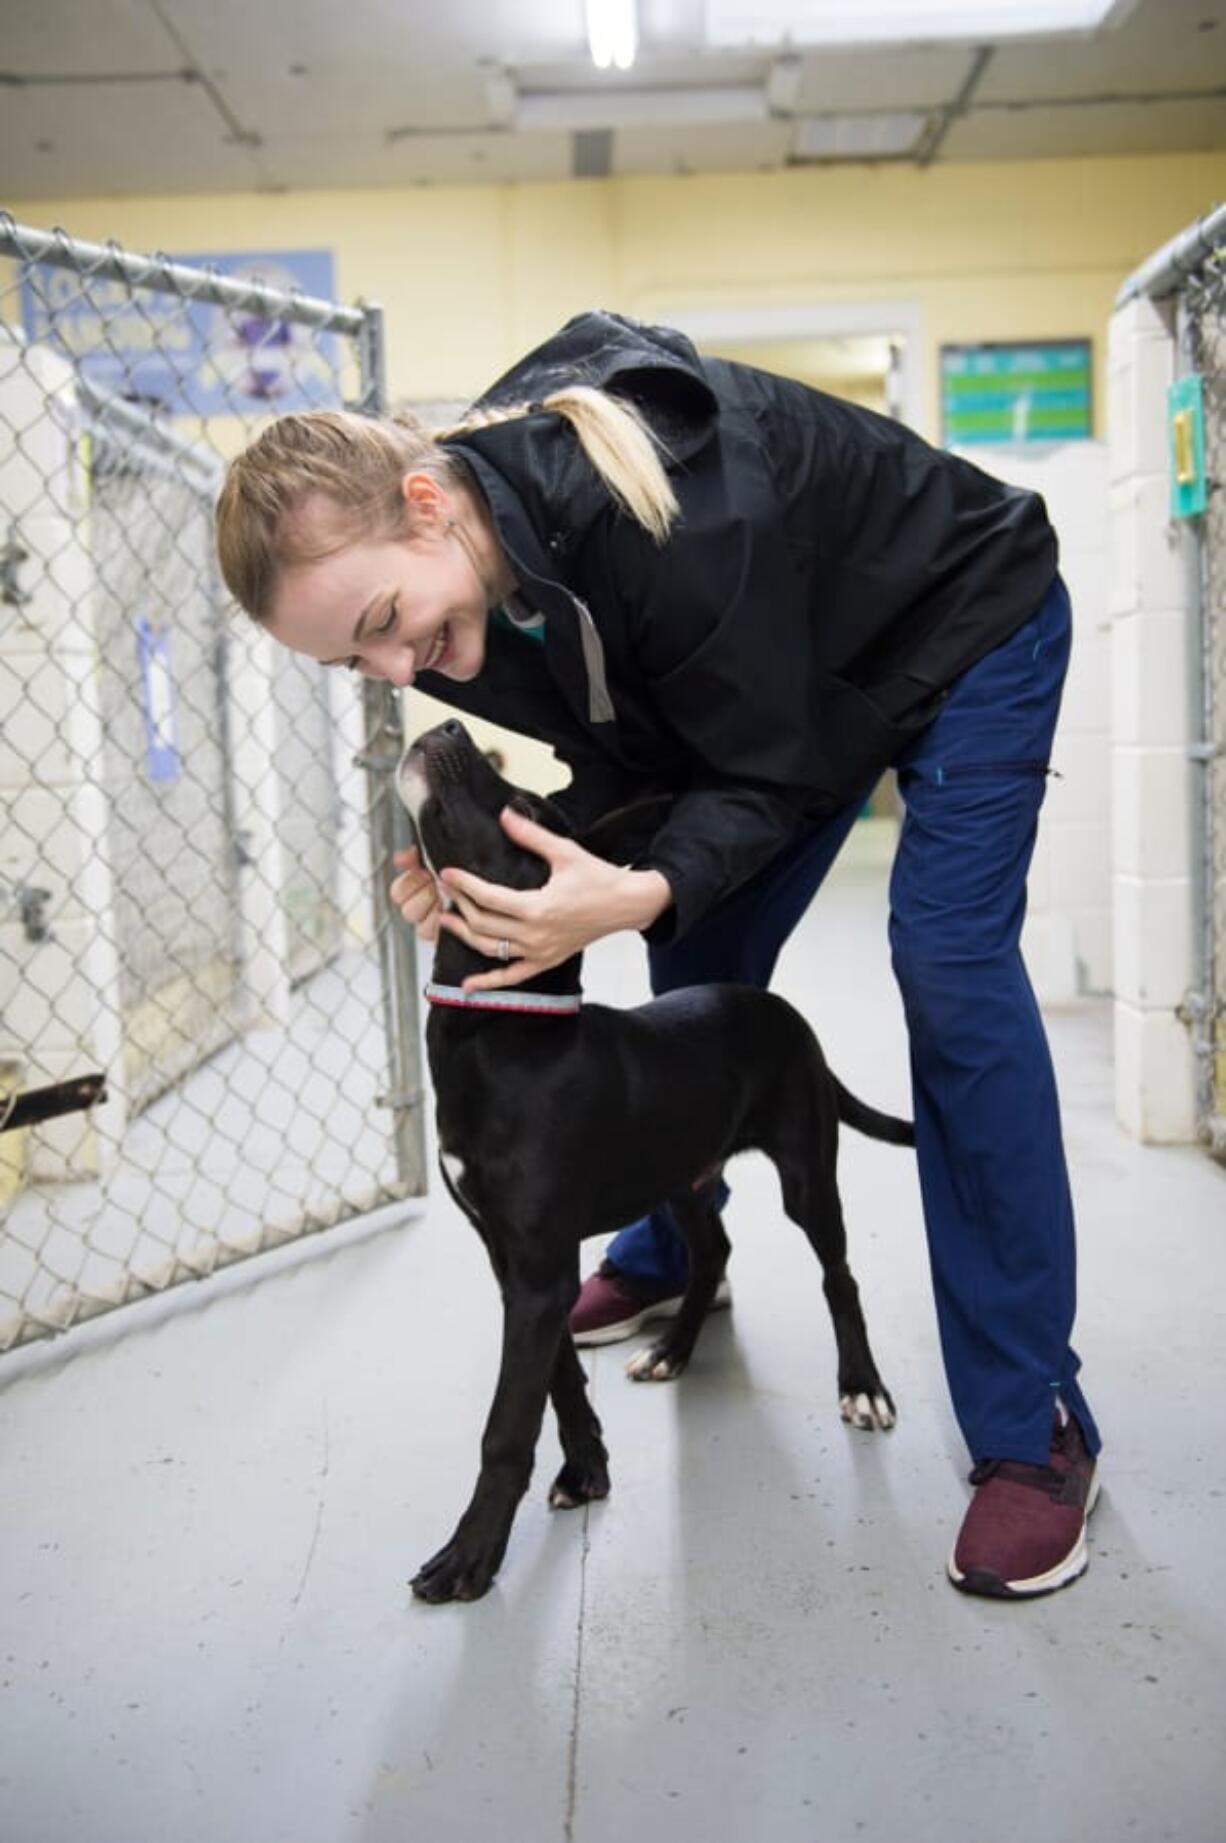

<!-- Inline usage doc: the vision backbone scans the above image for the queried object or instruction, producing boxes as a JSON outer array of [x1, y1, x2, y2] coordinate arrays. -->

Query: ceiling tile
[[612, 118, 792, 174], [0, 77, 263, 200], [976, 0, 1226, 98], [949, 92, 1226, 157], [793, 45, 981, 110]]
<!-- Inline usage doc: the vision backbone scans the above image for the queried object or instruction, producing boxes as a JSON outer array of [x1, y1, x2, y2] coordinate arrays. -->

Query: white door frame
[[660, 299, 927, 437]]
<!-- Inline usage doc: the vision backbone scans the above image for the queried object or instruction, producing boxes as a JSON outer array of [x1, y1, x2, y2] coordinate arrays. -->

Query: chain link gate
[[1178, 231, 1226, 1158], [0, 217, 425, 1352]]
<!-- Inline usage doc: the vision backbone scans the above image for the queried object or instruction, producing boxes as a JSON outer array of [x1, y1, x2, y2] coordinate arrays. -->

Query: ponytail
[[439, 384, 679, 545]]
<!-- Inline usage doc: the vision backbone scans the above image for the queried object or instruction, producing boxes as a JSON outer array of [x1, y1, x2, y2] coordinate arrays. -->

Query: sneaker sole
[[947, 1470, 1101, 1600], [572, 1283, 731, 1349]]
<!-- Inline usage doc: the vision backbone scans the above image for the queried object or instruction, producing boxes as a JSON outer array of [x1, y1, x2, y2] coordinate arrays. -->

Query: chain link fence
[[1179, 237, 1224, 1142], [0, 217, 425, 1352]]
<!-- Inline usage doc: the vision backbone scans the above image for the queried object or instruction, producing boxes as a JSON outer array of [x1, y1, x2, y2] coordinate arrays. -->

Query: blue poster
[[137, 618, 180, 783], [20, 248, 341, 415]]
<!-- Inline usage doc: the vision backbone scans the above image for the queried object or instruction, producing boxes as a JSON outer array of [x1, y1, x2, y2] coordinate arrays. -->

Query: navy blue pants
[[605, 575, 1100, 1469]]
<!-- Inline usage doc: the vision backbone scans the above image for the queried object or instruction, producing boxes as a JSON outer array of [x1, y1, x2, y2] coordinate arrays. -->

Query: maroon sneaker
[[949, 1412, 1101, 1599], [569, 1260, 731, 1348]]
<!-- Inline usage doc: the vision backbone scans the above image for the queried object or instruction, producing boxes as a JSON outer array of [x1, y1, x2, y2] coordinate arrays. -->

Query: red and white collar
[[424, 981, 582, 1017]]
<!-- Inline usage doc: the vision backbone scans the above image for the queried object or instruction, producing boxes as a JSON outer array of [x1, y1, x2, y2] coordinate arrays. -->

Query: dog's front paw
[[548, 1452, 611, 1510], [410, 1533, 504, 1604], [625, 1341, 688, 1382], [839, 1387, 897, 1431]]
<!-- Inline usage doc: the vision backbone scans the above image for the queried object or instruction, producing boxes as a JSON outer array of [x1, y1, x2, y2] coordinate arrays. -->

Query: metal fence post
[[355, 302, 427, 1192]]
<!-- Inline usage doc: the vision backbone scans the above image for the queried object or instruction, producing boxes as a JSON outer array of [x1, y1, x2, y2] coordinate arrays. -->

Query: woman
[[216, 309, 1101, 1599]]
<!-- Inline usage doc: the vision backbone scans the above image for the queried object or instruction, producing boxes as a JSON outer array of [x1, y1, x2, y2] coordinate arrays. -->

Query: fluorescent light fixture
[[705, 0, 1131, 47], [517, 85, 767, 131], [586, 0, 639, 70], [792, 111, 928, 157]]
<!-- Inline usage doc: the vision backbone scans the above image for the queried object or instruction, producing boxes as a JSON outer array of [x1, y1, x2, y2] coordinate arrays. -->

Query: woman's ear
[[401, 470, 450, 530]]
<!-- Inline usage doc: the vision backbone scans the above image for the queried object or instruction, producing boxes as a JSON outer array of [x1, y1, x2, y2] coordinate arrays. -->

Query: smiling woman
[[266, 471, 510, 688], [215, 309, 1104, 1603]]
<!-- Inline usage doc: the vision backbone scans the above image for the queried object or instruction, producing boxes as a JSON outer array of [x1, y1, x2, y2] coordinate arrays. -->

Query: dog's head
[[397, 720, 573, 904], [397, 720, 673, 990]]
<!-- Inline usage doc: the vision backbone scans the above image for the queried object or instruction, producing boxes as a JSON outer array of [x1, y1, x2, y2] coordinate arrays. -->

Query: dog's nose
[[440, 720, 465, 738]]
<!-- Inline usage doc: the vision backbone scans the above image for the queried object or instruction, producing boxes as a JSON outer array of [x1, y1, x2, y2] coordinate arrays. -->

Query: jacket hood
[[474, 310, 719, 465]]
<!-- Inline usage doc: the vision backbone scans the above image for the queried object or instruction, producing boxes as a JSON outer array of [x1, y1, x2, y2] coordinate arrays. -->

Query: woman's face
[[266, 474, 498, 689]]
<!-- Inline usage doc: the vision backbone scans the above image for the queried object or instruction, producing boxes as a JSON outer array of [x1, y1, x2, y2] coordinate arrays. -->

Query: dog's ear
[[507, 791, 575, 838], [579, 795, 673, 865]]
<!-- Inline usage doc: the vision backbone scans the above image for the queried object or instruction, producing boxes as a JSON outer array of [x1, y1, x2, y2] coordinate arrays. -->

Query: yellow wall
[[7, 150, 1225, 437], [6, 151, 1223, 784]]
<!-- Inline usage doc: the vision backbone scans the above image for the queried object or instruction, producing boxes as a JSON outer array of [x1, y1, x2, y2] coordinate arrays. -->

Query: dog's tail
[[832, 1076, 915, 1147]]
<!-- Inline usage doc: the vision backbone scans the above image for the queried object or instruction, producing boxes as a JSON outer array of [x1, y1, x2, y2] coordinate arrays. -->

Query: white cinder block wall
[[1107, 295, 1199, 1141], [957, 442, 1114, 1003]]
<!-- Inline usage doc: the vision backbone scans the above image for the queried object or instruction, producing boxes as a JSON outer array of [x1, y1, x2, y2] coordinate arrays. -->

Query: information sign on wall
[[941, 340, 1092, 445]]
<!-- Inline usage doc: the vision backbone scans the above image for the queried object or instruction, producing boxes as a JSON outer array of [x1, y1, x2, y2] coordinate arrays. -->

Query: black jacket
[[426, 311, 1058, 940]]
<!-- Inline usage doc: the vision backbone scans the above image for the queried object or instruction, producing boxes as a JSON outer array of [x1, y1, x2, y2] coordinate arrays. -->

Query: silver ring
[[497, 937, 512, 963]]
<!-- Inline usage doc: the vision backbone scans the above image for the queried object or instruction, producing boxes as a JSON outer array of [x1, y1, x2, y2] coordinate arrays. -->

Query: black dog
[[398, 719, 912, 1603]]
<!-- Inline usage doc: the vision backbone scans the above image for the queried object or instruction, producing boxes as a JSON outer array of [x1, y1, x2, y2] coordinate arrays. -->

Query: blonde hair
[[215, 384, 679, 624]]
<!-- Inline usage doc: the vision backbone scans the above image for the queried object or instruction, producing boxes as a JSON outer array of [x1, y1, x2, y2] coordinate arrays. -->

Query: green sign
[[941, 340, 1092, 445], [1168, 372, 1207, 520]]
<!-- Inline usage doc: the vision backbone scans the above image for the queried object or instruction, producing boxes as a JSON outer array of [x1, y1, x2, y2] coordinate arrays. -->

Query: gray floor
[[2, 843, 1225, 1843]]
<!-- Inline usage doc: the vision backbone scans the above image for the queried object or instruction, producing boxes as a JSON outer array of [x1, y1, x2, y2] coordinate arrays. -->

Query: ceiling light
[[516, 85, 767, 130], [586, 0, 639, 70], [704, 0, 1131, 47], [792, 111, 929, 157]]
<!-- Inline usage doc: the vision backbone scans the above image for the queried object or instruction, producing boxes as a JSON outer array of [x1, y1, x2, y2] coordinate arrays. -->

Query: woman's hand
[[437, 806, 673, 991], [390, 845, 443, 943]]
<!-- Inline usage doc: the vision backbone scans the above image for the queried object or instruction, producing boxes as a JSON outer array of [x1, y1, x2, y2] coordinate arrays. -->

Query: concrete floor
[[2, 843, 1225, 1843]]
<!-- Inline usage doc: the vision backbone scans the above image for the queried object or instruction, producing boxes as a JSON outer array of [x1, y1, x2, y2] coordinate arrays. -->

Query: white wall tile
[[1111, 607, 1197, 747], [1107, 294, 1176, 360], [1112, 745, 1193, 881], [1112, 873, 1195, 1009], [1109, 475, 1195, 620], [1107, 314, 1175, 487], [1114, 999, 1198, 1141]]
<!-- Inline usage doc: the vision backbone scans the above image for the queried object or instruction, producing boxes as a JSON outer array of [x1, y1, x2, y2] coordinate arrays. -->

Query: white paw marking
[[625, 1348, 681, 1382], [840, 1391, 896, 1432]]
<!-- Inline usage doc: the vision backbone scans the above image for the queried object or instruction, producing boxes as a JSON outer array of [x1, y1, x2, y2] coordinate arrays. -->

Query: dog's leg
[[547, 1336, 611, 1509], [625, 1188, 730, 1382], [411, 1256, 577, 1603], [776, 1132, 896, 1432]]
